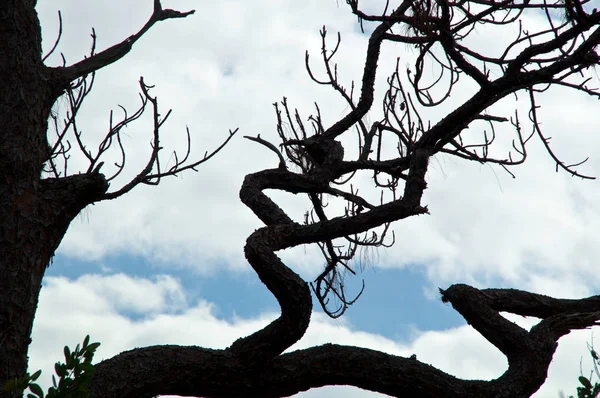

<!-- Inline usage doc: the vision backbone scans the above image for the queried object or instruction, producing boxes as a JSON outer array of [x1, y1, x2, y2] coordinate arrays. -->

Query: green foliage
[[3, 335, 100, 398], [569, 345, 600, 398]]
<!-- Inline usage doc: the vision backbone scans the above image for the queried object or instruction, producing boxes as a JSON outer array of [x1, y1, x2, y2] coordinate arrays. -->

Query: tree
[[0, 1, 235, 396], [3, 0, 600, 397]]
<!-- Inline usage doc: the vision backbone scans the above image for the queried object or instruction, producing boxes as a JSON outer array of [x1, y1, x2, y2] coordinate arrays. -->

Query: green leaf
[[592, 349, 599, 360], [52, 375, 57, 388], [30, 369, 42, 382], [15, 373, 30, 383], [66, 354, 75, 368], [61, 377, 73, 387], [86, 342, 100, 352], [29, 382, 44, 398], [55, 363, 66, 378], [27, 394, 37, 398], [82, 335, 90, 349], [4, 378, 16, 391], [64, 346, 71, 361], [580, 376, 593, 390]]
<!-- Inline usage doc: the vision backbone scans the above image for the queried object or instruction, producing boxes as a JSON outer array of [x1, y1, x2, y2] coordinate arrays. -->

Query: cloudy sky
[[30, 1, 600, 397]]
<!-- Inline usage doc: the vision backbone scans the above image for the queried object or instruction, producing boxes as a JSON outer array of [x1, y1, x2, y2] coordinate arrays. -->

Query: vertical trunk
[[0, 2, 109, 391], [0, 175, 108, 391], [0, 2, 50, 387]]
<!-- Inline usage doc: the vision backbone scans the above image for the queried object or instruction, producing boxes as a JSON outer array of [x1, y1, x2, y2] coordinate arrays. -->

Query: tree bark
[[3, 1, 600, 398], [0, 1, 189, 391], [0, 1, 70, 386]]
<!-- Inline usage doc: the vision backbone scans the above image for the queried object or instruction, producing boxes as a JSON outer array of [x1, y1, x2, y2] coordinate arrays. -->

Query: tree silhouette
[[3, 0, 600, 397]]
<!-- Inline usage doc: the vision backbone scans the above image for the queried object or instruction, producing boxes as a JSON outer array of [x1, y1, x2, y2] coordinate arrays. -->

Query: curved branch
[[100, 78, 237, 201], [244, 135, 287, 169], [49, 1, 195, 85], [319, 6, 410, 141], [82, 2, 600, 396], [89, 284, 600, 398], [42, 10, 62, 63]]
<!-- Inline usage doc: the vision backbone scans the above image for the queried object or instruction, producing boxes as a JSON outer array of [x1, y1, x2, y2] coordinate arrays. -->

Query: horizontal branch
[[85, 343, 504, 398], [90, 280, 600, 398], [482, 287, 600, 318]]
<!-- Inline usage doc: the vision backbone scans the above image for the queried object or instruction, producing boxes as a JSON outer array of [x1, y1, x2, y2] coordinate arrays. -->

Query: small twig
[[42, 11, 63, 62], [244, 135, 287, 169]]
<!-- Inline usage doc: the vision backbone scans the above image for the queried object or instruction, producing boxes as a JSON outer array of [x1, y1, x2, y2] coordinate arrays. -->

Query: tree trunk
[[0, 2, 108, 390]]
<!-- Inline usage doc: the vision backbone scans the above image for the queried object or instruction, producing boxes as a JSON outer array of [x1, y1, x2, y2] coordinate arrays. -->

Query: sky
[[29, 1, 600, 397]]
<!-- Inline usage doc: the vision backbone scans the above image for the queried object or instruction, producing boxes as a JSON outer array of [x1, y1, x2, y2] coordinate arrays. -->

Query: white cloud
[[43, 274, 188, 314], [29, 1, 600, 397], [35, 1, 600, 296], [30, 274, 597, 397]]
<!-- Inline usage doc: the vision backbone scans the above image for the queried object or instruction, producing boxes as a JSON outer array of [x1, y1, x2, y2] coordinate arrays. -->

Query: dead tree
[[3, 0, 600, 397], [0, 1, 234, 396]]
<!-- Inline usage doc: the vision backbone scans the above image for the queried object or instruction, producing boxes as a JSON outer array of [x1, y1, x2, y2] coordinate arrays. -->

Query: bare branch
[[101, 78, 238, 201], [90, 284, 600, 397], [42, 10, 62, 62], [244, 135, 287, 169], [50, 1, 195, 84], [74, 0, 600, 396]]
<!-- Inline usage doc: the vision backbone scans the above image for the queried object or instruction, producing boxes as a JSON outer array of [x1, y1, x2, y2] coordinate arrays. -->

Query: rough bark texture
[[0, 1, 196, 395], [2, 1, 600, 398], [0, 1, 108, 388]]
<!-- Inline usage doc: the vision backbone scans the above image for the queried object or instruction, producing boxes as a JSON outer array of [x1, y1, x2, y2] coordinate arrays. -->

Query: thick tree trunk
[[0, 2, 108, 390], [0, 1, 50, 386], [0, 2, 198, 392]]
